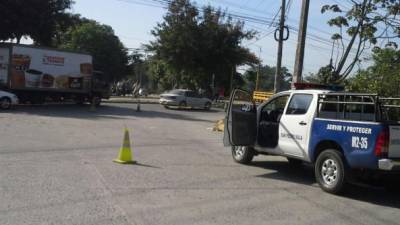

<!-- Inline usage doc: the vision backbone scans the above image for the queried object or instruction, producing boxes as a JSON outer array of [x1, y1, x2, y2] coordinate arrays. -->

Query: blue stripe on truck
[[310, 118, 384, 169]]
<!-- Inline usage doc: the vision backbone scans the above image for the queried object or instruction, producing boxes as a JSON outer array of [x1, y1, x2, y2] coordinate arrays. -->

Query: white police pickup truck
[[223, 84, 400, 194]]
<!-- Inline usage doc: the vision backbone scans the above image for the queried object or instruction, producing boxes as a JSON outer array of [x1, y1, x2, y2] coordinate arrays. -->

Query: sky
[[69, 0, 365, 76]]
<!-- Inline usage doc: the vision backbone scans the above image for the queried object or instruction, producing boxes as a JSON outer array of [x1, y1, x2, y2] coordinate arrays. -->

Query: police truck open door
[[223, 89, 257, 147]]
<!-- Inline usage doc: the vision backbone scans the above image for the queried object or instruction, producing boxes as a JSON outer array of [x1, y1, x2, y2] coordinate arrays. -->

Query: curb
[[103, 100, 159, 104], [104, 99, 227, 109]]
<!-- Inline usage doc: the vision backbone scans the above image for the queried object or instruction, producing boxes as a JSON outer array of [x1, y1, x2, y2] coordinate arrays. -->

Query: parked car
[[139, 88, 148, 97], [0, 90, 19, 109], [160, 89, 212, 110]]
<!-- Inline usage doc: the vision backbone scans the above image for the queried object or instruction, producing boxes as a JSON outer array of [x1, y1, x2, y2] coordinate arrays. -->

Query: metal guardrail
[[253, 91, 273, 103]]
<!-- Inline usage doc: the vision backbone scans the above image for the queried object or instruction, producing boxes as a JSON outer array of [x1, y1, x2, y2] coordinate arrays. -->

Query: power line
[[154, 0, 280, 25], [254, 0, 265, 8], [245, 29, 275, 46], [210, 0, 278, 17], [116, 0, 371, 73], [116, 0, 166, 9], [209, 0, 348, 44], [121, 0, 362, 56], [285, 0, 293, 19]]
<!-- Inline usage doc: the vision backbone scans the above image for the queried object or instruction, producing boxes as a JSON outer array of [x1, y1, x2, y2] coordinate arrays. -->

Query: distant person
[[198, 88, 204, 96], [213, 87, 218, 102]]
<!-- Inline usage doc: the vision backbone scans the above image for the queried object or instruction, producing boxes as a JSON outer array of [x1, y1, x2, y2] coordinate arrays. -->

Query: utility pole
[[274, 0, 287, 93], [230, 65, 234, 95], [292, 0, 310, 88], [255, 46, 262, 91]]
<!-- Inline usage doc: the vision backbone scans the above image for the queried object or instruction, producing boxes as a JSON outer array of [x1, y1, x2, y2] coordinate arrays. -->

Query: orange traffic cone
[[113, 128, 136, 164]]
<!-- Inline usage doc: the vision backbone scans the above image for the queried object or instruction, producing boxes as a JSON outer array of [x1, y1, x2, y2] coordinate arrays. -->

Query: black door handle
[[299, 121, 307, 126]]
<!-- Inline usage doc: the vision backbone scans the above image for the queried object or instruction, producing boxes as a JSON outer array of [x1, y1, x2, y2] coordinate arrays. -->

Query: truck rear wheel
[[91, 96, 101, 106], [315, 149, 347, 194], [232, 146, 254, 164], [74, 97, 85, 105]]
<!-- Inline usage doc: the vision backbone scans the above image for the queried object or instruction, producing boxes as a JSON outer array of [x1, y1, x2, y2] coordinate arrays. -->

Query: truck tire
[[232, 146, 254, 164], [315, 149, 347, 194], [92, 96, 101, 106], [74, 97, 85, 105], [0, 97, 12, 110]]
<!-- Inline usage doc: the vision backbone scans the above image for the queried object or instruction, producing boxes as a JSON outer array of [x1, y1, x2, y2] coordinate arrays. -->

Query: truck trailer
[[0, 43, 110, 105]]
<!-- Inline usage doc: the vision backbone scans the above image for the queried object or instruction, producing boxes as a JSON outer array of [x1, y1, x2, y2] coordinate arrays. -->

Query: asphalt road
[[0, 103, 399, 225]]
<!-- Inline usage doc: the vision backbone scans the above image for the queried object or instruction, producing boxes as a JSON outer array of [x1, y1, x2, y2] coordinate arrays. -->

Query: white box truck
[[0, 43, 110, 105]]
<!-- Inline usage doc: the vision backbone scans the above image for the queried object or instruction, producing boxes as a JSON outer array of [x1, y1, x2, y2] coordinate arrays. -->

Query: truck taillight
[[374, 128, 389, 157]]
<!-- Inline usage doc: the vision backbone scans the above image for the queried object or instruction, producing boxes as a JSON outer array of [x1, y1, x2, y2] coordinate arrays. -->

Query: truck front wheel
[[315, 149, 347, 194], [232, 146, 254, 164]]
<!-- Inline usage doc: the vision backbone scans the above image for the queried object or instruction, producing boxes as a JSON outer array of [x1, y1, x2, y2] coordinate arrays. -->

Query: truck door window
[[261, 95, 289, 122], [264, 96, 288, 112], [258, 95, 288, 147], [232, 91, 254, 112], [286, 94, 313, 115]]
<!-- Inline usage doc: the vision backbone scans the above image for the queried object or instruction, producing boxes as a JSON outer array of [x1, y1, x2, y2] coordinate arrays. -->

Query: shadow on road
[[250, 160, 400, 209], [6, 103, 219, 122], [164, 106, 221, 113], [251, 161, 316, 185]]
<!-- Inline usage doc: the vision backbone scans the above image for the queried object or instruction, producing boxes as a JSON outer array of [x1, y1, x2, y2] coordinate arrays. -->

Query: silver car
[[0, 90, 19, 110], [160, 89, 212, 110]]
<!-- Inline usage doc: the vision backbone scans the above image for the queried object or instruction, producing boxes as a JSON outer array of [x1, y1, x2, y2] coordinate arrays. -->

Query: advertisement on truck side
[[9, 46, 93, 91]]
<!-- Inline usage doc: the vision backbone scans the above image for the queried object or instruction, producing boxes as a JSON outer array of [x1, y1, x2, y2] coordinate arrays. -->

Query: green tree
[[0, 0, 73, 45], [59, 21, 128, 81], [304, 65, 338, 84], [347, 48, 400, 97], [244, 65, 291, 92], [147, 57, 176, 91], [52, 13, 91, 47], [126, 51, 152, 88], [147, 0, 258, 92], [320, 0, 400, 83]]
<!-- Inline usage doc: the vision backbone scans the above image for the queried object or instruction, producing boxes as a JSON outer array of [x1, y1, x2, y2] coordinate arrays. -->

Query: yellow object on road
[[113, 128, 136, 164], [213, 119, 224, 132], [253, 91, 273, 103]]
